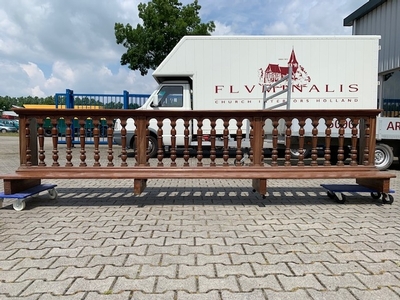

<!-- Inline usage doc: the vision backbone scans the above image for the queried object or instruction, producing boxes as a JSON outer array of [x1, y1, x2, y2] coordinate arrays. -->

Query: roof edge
[[344, 0, 388, 26]]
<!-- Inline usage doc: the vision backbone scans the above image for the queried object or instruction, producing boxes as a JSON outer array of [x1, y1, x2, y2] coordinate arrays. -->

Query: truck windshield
[[157, 86, 183, 107]]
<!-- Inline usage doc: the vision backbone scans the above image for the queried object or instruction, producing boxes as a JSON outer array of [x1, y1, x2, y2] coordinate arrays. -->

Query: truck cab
[[142, 81, 192, 110], [113, 81, 192, 157]]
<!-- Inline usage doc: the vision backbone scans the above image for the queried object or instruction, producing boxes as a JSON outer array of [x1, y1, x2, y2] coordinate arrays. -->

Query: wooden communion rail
[[1, 108, 395, 198]]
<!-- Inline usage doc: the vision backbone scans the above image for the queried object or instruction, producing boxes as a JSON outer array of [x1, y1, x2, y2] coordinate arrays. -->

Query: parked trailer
[[113, 35, 397, 169]]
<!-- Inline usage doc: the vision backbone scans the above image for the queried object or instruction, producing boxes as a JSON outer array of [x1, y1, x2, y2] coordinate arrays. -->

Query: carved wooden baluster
[[79, 119, 87, 167], [133, 119, 138, 165], [157, 119, 164, 167], [37, 118, 46, 166], [120, 118, 128, 167], [197, 119, 203, 167], [284, 119, 292, 166], [363, 117, 371, 166], [297, 118, 306, 167], [249, 120, 254, 164], [170, 118, 177, 167], [145, 119, 150, 165], [107, 118, 114, 167], [311, 117, 319, 166], [183, 119, 190, 166], [93, 118, 101, 166], [261, 126, 265, 166], [223, 119, 229, 166], [324, 118, 332, 166], [235, 120, 243, 166], [25, 118, 32, 166], [65, 119, 73, 167], [350, 118, 359, 166], [271, 118, 279, 166], [51, 118, 60, 167], [336, 118, 346, 166], [210, 119, 216, 167]]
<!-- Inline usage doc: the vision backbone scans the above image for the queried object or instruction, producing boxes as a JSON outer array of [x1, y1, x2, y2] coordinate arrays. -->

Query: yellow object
[[23, 104, 103, 109]]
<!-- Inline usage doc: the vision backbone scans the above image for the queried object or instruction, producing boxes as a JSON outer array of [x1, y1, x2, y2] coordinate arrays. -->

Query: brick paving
[[0, 135, 399, 299]]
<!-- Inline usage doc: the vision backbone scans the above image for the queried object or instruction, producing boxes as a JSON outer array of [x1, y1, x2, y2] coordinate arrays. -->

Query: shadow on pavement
[[1, 186, 387, 211]]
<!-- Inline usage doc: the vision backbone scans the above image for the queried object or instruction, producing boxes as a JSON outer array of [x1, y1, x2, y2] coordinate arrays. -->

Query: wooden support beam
[[356, 178, 391, 194], [133, 179, 147, 195], [3, 179, 41, 195], [252, 179, 267, 196]]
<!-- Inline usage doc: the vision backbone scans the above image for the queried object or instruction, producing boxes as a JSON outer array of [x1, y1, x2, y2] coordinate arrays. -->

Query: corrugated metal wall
[[353, 0, 400, 73]]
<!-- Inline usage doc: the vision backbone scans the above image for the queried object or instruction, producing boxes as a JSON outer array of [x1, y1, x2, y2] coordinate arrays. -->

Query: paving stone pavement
[[0, 135, 399, 299]]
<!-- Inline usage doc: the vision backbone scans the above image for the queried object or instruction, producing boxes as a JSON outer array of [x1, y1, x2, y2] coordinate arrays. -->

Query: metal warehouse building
[[344, 0, 400, 110]]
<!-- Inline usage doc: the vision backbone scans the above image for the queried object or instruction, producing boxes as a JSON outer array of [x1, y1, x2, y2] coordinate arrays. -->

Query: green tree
[[115, 0, 215, 76], [43, 96, 56, 105], [0, 95, 55, 111]]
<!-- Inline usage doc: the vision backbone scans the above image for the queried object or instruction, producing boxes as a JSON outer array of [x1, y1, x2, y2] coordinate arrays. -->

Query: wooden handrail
[[13, 108, 381, 170], [14, 108, 381, 120]]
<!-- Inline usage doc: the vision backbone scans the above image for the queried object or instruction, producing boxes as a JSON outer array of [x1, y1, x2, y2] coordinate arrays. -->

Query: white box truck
[[113, 35, 398, 169]]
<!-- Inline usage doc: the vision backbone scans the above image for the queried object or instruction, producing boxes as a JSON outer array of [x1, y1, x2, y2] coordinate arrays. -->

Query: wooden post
[[251, 117, 267, 196], [134, 179, 147, 195], [133, 116, 148, 194], [29, 118, 38, 166], [251, 117, 264, 166], [19, 116, 27, 166], [252, 179, 267, 196], [18, 116, 37, 166], [134, 116, 148, 167]]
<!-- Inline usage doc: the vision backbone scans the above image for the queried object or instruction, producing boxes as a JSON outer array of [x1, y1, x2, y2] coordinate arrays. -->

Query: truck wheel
[[375, 144, 393, 171], [44, 129, 52, 137], [131, 135, 158, 158], [147, 136, 158, 158], [290, 148, 310, 159]]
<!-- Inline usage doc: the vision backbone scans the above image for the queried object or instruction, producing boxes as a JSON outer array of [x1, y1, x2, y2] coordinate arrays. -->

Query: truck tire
[[375, 143, 393, 171], [44, 129, 52, 137], [290, 148, 310, 159], [147, 136, 158, 158], [131, 135, 158, 158]]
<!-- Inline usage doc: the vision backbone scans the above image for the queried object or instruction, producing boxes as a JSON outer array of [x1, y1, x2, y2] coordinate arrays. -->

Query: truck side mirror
[[151, 96, 159, 107]]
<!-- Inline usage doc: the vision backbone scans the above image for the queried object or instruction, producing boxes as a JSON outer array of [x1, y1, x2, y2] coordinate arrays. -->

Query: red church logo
[[258, 48, 311, 87]]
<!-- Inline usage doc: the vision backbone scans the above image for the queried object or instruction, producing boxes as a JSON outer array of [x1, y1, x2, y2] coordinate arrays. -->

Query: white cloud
[[30, 86, 45, 98], [0, 0, 367, 97], [213, 21, 235, 35], [20, 62, 46, 84], [52, 61, 76, 83], [264, 21, 291, 35], [198, 0, 366, 35]]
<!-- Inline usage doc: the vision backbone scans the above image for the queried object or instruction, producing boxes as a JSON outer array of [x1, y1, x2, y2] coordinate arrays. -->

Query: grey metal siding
[[353, 0, 400, 73]]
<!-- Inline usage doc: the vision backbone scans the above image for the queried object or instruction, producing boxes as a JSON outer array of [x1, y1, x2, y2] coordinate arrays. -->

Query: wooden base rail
[[1, 166, 395, 196], [1, 108, 395, 198]]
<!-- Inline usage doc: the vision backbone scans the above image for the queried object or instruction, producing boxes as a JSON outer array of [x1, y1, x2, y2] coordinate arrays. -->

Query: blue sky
[[0, 0, 366, 97]]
